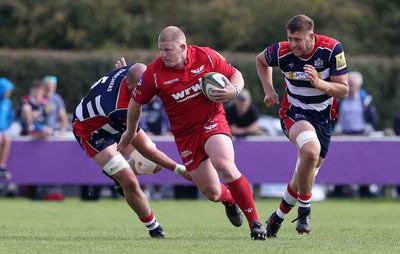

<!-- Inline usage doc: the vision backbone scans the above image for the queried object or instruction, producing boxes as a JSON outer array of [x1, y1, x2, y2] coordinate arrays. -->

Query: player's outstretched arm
[[117, 99, 141, 151]]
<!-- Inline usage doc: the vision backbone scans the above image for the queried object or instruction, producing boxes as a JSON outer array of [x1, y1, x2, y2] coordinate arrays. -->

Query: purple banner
[[3, 137, 400, 185]]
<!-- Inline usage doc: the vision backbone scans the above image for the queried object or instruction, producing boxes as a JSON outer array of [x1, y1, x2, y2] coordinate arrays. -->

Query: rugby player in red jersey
[[118, 26, 266, 240]]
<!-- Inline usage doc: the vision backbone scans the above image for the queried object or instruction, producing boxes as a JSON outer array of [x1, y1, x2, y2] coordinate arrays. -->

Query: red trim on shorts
[[279, 107, 295, 135], [72, 116, 110, 157]]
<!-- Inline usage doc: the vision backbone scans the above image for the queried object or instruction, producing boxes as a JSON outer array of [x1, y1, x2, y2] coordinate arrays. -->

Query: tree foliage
[[1, 0, 399, 54]]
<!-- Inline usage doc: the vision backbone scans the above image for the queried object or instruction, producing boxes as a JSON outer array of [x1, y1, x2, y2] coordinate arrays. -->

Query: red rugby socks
[[228, 175, 259, 227]]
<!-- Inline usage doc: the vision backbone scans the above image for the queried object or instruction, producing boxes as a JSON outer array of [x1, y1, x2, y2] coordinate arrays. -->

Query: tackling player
[[118, 26, 267, 240], [256, 14, 349, 237], [72, 63, 190, 238]]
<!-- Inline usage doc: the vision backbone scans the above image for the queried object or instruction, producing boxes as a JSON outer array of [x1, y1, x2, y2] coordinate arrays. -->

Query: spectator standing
[[225, 88, 266, 137], [335, 71, 379, 197], [337, 71, 378, 135], [42, 76, 69, 136], [0, 78, 14, 180]]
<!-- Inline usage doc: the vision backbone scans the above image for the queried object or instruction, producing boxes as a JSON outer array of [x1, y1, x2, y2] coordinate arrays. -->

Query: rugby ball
[[201, 72, 226, 100]]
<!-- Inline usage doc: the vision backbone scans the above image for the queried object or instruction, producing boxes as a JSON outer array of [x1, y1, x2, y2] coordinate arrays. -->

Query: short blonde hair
[[158, 26, 186, 45]]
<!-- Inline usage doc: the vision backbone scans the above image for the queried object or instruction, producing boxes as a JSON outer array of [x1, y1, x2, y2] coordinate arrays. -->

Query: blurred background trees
[[1, 0, 399, 130], [1, 0, 399, 53]]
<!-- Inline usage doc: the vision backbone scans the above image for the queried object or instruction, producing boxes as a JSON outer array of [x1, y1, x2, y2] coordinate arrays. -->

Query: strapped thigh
[[103, 153, 130, 176], [295, 130, 318, 150]]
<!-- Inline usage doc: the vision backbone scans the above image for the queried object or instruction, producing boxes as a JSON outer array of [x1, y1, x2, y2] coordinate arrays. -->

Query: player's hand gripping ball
[[201, 72, 227, 100]]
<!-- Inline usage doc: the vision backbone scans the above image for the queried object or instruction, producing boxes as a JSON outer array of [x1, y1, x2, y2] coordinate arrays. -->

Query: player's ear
[[310, 32, 316, 41], [180, 43, 186, 53]]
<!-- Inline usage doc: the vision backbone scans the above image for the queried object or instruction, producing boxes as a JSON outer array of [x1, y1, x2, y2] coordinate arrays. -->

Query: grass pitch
[[0, 198, 399, 254]]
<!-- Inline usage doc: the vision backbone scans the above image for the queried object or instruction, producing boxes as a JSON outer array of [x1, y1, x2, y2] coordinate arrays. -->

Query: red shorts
[[174, 114, 231, 171]]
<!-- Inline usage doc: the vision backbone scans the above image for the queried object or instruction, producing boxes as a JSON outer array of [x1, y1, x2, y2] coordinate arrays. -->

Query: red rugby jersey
[[132, 45, 237, 135]]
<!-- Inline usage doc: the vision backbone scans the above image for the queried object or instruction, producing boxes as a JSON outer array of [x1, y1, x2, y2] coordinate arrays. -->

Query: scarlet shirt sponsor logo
[[190, 65, 205, 75], [164, 78, 179, 85], [204, 123, 218, 132], [171, 80, 203, 102]]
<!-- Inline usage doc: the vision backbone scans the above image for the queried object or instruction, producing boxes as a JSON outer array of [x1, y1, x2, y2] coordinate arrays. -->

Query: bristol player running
[[256, 14, 348, 237], [72, 63, 190, 238]]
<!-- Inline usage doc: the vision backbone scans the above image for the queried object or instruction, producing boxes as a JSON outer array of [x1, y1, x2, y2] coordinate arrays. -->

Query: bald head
[[126, 63, 147, 89], [158, 26, 186, 45]]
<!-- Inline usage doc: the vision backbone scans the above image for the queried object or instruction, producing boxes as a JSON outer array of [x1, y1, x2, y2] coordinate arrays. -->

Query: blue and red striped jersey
[[73, 65, 132, 139], [263, 34, 348, 119]]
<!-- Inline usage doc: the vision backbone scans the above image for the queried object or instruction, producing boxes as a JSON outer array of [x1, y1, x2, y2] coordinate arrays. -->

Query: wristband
[[173, 164, 186, 175], [233, 85, 241, 97]]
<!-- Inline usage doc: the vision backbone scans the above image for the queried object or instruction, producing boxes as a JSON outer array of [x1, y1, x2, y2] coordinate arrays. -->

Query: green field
[[0, 198, 399, 254]]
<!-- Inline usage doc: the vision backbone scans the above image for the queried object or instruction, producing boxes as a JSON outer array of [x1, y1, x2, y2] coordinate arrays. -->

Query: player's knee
[[201, 186, 220, 201], [300, 145, 320, 164], [215, 166, 239, 183], [212, 160, 232, 175], [121, 180, 142, 195], [116, 174, 142, 195], [129, 149, 157, 175], [136, 139, 157, 157], [103, 154, 130, 176], [205, 193, 220, 202]]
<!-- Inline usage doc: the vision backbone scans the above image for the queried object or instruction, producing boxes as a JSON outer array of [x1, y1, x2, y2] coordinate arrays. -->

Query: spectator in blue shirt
[[0, 78, 14, 180]]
